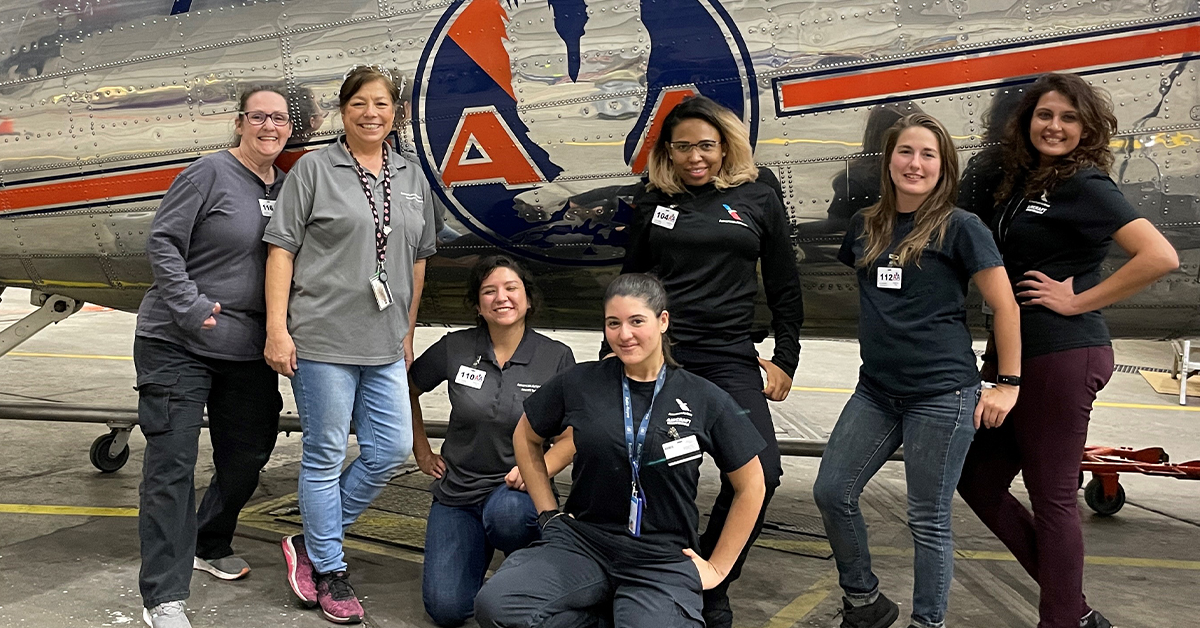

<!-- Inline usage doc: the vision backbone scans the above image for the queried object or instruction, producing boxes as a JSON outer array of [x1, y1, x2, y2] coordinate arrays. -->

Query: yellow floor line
[[759, 569, 839, 628], [0, 503, 138, 517], [790, 386, 1200, 412], [8, 351, 132, 361]]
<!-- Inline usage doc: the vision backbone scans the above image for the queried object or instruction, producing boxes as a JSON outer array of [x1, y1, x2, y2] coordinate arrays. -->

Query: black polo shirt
[[994, 168, 1140, 358], [410, 326, 575, 506], [838, 208, 1002, 398], [524, 359, 764, 562]]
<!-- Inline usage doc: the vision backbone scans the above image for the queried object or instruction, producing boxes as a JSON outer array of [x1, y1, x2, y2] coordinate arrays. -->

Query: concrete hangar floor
[[0, 288, 1197, 628]]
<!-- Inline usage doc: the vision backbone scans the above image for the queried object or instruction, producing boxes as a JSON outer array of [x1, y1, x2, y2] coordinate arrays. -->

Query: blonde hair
[[646, 96, 758, 195], [858, 113, 960, 269]]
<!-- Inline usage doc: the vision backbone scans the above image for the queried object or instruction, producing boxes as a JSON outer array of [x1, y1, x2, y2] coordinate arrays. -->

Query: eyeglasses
[[240, 111, 291, 126], [668, 140, 722, 154]]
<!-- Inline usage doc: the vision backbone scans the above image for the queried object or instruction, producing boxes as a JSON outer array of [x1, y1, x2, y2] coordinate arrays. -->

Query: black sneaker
[[840, 593, 900, 628], [1081, 610, 1113, 628]]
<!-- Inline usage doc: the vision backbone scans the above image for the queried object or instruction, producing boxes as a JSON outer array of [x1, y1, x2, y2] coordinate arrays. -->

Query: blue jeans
[[292, 358, 413, 574], [813, 381, 980, 628], [422, 485, 540, 627]]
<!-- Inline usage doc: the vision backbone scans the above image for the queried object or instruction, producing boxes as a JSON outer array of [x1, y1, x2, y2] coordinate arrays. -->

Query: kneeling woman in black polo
[[408, 255, 576, 627], [474, 273, 767, 628]]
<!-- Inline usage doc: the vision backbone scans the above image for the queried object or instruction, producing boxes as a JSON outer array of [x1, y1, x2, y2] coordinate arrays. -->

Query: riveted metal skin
[[0, 0, 1197, 339]]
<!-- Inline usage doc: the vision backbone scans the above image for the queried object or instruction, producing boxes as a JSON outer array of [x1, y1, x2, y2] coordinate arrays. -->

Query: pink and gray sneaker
[[281, 535, 318, 608], [315, 570, 364, 624]]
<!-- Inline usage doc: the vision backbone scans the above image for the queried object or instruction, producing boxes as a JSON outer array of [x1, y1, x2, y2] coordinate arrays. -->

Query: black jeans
[[474, 519, 704, 628], [134, 336, 282, 608], [674, 344, 781, 628]]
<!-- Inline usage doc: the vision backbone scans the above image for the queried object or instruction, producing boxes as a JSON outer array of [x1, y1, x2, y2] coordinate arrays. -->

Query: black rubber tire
[[89, 431, 129, 473], [1083, 477, 1125, 516]]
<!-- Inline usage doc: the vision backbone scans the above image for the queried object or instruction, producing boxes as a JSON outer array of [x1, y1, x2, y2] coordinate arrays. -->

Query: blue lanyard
[[622, 365, 667, 494]]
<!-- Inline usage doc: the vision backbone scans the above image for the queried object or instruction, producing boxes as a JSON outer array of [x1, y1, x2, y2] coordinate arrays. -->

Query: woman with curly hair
[[957, 73, 1178, 628]]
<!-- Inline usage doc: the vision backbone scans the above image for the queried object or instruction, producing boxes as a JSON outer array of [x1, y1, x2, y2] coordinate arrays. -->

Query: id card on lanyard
[[622, 365, 666, 537], [346, 138, 395, 311]]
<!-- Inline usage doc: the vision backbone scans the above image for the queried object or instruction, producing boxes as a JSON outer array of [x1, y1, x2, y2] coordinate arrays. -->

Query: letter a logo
[[440, 106, 545, 188]]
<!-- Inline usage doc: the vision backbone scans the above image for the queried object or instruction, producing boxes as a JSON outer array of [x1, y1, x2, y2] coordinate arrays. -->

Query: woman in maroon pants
[[956, 72, 1178, 628]]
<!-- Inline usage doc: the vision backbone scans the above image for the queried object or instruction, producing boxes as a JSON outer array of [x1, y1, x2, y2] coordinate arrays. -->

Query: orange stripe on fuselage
[[0, 148, 311, 215], [779, 24, 1200, 111], [0, 167, 186, 213]]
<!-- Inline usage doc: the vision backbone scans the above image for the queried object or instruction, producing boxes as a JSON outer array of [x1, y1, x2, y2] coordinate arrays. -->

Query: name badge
[[455, 365, 486, 389], [628, 489, 644, 537], [662, 434, 702, 466], [369, 272, 394, 311], [876, 266, 902, 290], [259, 199, 276, 217], [651, 205, 679, 230]]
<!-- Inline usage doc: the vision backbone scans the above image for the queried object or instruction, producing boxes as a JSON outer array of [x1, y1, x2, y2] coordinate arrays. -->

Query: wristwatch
[[996, 375, 1021, 387], [537, 509, 564, 529]]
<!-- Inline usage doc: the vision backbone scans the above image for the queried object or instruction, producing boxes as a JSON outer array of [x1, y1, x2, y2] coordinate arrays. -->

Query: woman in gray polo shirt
[[263, 65, 438, 624], [408, 255, 576, 627], [134, 85, 291, 628]]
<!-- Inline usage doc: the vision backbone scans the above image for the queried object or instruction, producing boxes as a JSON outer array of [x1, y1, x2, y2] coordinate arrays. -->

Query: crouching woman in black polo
[[474, 273, 766, 628], [408, 255, 576, 627]]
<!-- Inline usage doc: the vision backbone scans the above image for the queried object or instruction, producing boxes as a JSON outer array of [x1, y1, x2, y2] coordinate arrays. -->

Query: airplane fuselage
[[1, 0, 1197, 339]]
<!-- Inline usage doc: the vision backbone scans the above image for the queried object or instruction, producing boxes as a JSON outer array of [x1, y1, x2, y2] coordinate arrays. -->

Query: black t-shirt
[[622, 167, 805, 377], [523, 359, 764, 562], [838, 209, 1003, 398], [409, 326, 575, 506], [994, 168, 1140, 358]]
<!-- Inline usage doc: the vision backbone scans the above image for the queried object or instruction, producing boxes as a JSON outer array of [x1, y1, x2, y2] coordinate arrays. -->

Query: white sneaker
[[142, 600, 191, 628]]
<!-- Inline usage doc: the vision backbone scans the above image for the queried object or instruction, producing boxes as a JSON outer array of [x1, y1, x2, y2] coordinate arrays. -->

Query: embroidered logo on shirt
[[1025, 199, 1050, 215], [517, 383, 541, 393], [719, 204, 753, 229], [1025, 191, 1051, 214], [667, 398, 693, 425]]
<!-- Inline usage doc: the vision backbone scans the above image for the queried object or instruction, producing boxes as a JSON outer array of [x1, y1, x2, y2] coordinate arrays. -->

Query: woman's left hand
[[681, 549, 726, 590], [1016, 271, 1080, 316], [757, 358, 793, 402], [974, 385, 1019, 429], [504, 466, 527, 492]]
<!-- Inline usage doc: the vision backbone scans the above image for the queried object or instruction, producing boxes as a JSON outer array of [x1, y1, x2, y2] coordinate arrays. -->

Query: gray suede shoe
[[142, 601, 191, 628], [193, 555, 251, 580]]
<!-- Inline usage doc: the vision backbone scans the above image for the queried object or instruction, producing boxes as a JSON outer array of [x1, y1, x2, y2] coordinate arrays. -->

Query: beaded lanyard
[[344, 138, 392, 280]]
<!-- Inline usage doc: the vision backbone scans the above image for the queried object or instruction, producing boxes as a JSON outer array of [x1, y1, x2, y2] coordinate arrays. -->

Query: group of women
[[132, 64, 1175, 628]]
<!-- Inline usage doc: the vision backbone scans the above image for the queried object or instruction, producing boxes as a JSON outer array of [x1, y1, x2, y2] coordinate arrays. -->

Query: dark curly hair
[[995, 73, 1117, 203], [465, 255, 542, 326]]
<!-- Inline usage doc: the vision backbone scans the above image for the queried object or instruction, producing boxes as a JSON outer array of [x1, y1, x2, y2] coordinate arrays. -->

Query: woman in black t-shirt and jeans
[[957, 73, 1178, 628], [814, 113, 1021, 628], [475, 273, 766, 628]]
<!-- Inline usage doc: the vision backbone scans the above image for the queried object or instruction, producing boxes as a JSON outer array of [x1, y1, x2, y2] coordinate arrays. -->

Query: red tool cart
[[1080, 446, 1200, 515]]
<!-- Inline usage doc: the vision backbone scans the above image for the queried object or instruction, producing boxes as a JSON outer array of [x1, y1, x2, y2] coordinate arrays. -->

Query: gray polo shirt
[[136, 150, 284, 361], [264, 139, 437, 365], [409, 326, 576, 506]]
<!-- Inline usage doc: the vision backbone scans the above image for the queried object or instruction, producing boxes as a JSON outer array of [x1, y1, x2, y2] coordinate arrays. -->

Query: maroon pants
[[957, 345, 1114, 628]]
